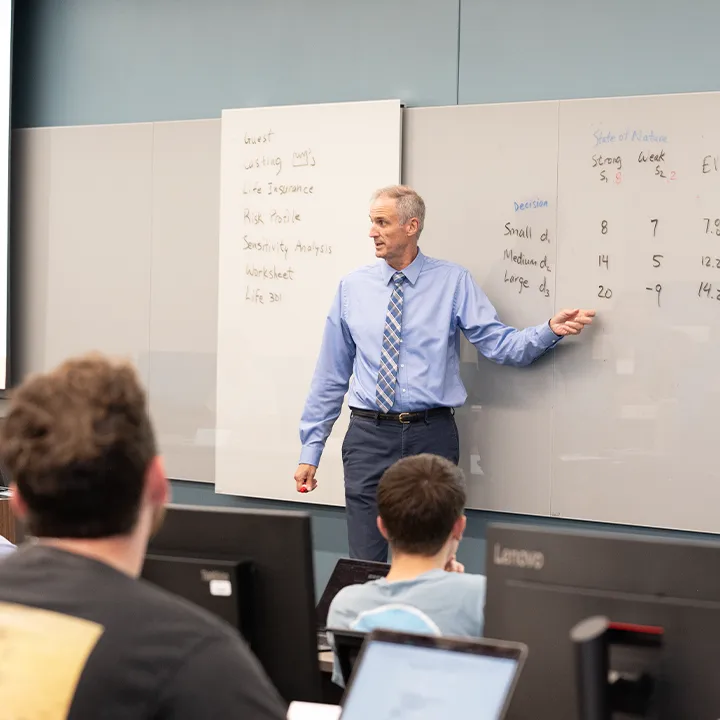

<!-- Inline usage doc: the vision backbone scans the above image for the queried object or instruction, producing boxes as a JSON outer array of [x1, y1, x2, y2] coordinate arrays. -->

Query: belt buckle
[[398, 412, 411, 424]]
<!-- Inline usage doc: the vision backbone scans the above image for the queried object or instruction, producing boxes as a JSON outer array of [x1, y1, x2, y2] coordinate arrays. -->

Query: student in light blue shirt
[[294, 184, 595, 561], [327, 453, 486, 686]]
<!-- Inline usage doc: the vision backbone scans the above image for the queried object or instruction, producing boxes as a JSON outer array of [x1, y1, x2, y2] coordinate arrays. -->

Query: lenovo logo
[[493, 542, 545, 570]]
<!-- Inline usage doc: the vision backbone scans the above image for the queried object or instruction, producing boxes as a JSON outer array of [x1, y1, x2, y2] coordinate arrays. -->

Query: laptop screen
[[316, 559, 390, 627], [340, 637, 521, 720]]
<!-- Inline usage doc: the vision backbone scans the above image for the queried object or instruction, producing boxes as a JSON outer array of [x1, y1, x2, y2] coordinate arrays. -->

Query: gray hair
[[371, 185, 425, 238]]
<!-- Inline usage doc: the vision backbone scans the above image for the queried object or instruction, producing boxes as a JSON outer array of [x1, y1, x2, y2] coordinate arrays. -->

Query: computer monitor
[[485, 522, 720, 720], [143, 503, 322, 704], [141, 554, 255, 641], [340, 629, 527, 720]]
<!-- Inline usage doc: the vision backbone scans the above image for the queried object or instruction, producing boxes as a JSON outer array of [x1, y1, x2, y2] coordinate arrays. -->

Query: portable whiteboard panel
[[553, 92, 720, 532], [215, 100, 402, 504], [403, 102, 559, 515]]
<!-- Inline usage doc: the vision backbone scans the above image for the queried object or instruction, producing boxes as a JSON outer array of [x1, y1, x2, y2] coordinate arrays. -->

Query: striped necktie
[[376, 271, 406, 413]]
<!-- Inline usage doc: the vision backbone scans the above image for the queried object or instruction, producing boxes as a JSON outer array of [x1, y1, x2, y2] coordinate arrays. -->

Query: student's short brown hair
[[0, 353, 157, 539], [377, 453, 466, 556]]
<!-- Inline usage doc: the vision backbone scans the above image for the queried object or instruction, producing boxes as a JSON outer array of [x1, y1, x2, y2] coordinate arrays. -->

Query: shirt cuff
[[540, 321, 563, 346], [299, 444, 323, 467]]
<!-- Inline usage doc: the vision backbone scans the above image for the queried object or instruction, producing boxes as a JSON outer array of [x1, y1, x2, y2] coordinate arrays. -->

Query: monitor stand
[[570, 615, 663, 719]]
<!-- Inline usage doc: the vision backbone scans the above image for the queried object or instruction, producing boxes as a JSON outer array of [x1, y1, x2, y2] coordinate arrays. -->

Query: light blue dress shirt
[[299, 249, 561, 466]]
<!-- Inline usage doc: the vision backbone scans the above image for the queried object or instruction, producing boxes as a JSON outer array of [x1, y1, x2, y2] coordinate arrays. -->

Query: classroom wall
[[12, 0, 720, 595]]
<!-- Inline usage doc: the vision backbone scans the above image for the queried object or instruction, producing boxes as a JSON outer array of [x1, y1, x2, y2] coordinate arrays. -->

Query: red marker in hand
[[299, 486, 308, 493]]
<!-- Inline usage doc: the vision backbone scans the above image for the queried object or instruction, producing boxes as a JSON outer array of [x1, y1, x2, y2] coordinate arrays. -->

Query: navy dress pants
[[341, 410, 460, 562]]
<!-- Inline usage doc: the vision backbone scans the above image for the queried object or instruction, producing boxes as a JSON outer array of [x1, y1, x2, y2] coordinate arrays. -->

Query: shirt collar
[[380, 247, 425, 286]]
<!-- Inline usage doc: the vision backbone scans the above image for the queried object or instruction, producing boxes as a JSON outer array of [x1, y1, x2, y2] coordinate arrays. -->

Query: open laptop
[[316, 558, 390, 650], [339, 629, 527, 720]]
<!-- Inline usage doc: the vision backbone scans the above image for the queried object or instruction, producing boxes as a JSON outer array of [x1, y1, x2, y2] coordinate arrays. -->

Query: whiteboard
[[403, 103, 559, 516], [45, 124, 153, 384], [552, 92, 720, 532], [148, 120, 221, 485], [406, 91, 720, 535], [17, 91, 720, 534], [215, 100, 402, 504]]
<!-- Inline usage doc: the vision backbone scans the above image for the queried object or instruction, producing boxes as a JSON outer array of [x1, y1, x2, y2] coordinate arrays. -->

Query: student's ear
[[377, 516, 389, 541], [9, 483, 28, 521], [452, 515, 466, 542], [145, 456, 170, 507]]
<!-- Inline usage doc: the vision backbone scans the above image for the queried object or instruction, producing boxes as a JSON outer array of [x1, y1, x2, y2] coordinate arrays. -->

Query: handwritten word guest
[[294, 185, 595, 561]]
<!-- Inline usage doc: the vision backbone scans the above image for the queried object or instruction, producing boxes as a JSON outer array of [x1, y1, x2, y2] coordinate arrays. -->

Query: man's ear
[[145, 456, 170, 507], [405, 217, 419, 238], [377, 516, 389, 541], [9, 483, 28, 521], [451, 515, 466, 542]]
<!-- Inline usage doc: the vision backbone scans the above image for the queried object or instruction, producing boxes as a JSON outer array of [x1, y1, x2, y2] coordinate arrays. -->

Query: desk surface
[[319, 651, 333, 674]]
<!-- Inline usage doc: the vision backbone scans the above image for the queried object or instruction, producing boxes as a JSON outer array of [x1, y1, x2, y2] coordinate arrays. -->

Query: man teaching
[[295, 185, 595, 562]]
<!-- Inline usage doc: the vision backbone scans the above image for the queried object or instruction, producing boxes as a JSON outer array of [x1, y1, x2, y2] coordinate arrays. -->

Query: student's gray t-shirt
[[0, 545, 287, 719], [326, 568, 486, 685]]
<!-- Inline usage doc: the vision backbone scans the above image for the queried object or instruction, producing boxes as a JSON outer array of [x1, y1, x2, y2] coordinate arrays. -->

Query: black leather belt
[[349, 407, 453, 424]]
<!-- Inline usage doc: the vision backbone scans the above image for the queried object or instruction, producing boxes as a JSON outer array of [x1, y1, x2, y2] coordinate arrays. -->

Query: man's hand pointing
[[549, 308, 596, 336]]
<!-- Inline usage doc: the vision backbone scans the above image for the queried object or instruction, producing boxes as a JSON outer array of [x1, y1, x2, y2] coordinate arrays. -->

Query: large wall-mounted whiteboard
[[215, 99, 402, 504], [406, 91, 720, 534], [15, 91, 720, 535], [552, 93, 720, 531]]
